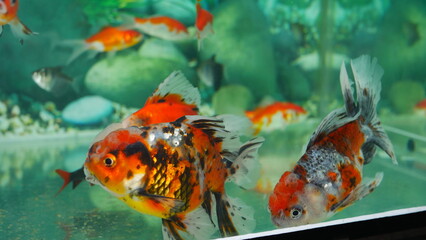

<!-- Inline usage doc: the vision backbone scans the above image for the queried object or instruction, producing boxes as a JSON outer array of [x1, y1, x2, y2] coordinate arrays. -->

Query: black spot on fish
[[184, 132, 194, 147], [162, 126, 174, 134], [140, 131, 148, 138], [141, 126, 151, 131], [124, 141, 145, 156], [127, 170, 133, 179], [123, 141, 153, 167], [349, 177, 356, 188], [109, 150, 119, 156], [104, 176, 110, 183], [158, 99, 166, 103], [136, 164, 141, 169]]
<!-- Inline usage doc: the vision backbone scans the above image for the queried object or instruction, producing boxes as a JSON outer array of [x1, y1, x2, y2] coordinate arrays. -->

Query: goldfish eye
[[290, 206, 303, 219], [103, 154, 116, 168]]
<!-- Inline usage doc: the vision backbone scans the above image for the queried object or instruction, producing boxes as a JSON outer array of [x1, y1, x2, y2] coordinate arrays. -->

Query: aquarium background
[[1, 0, 426, 239]]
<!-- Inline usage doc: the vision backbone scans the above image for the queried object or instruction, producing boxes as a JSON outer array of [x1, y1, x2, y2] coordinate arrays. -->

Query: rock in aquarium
[[62, 96, 113, 125]]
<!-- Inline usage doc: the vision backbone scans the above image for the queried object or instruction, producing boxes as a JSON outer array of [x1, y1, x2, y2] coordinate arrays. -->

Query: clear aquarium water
[[1, 0, 426, 239]]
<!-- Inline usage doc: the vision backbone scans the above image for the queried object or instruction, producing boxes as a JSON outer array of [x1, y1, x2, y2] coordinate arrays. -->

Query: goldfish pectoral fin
[[332, 172, 384, 212], [227, 137, 264, 189], [213, 192, 256, 237], [147, 71, 201, 107], [131, 189, 185, 212]]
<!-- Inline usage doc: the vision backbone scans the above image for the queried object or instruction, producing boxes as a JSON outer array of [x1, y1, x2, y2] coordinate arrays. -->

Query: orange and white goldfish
[[268, 55, 397, 228], [195, 0, 213, 50], [55, 71, 201, 195], [131, 16, 190, 41], [245, 102, 307, 135], [0, 0, 35, 44], [65, 26, 143, 63], [84, 115, 263, 239]]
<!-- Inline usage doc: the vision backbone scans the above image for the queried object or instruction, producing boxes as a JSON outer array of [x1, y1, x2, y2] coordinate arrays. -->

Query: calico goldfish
[[246, 102, 307, 135], [131, 16, 190, 41], [268, 55, 397, 227], [195, 0, 213, 50], [84, 115, 264, 239], [65, 26, 143, 63], [0, 0, 35, 44], [55, 71, 201, 195]]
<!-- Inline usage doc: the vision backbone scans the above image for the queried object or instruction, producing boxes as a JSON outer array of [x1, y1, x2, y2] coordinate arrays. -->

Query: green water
[[1, 0, 426, 239]]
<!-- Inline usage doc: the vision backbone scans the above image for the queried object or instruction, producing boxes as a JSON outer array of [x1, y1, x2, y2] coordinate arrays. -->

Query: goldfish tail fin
[[55, 169, 72, 196], [9, 18, 37, 45], [331, 172, 383, 212], [146, 71, 201, 108], [162, 207, 215, 240], [57, 39, 88, 64], [55, 167, 85, 196], [212, 192, 255, 237], [227, 137, 264, 189], [350, 55, 397, 164]]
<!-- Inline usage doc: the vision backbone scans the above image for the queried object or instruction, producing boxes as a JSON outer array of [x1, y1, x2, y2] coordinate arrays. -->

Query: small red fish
[[268, 55, 397, 227], [55, 71, 200, 195], [0, 0, 36, 44], [84, 115, 263, 239], [195, 0, 213, 50], [65, 26, 143, 63], [246, 102, 307, 135], [132, 16, 190, 41]]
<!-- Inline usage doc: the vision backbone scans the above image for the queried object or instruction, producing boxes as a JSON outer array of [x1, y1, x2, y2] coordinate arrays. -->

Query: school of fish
[[268, 55, 397, 227]]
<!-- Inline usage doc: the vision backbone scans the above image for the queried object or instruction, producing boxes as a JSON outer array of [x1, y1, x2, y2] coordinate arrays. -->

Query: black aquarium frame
[[225, 207, 426, 240]]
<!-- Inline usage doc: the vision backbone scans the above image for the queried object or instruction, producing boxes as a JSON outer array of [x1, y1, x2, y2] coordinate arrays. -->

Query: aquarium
[[1, 0, 426, 239]]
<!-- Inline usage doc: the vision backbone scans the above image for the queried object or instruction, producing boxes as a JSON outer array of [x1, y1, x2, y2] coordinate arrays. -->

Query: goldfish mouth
[[83, 166, 100, 185], [83, 166, 126, 198]]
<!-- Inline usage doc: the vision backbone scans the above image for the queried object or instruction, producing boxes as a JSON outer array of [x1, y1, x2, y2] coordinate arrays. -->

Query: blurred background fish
[[32, 67, 78, 98]]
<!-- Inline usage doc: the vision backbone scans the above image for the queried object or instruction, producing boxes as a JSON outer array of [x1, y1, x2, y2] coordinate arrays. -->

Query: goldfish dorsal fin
[[307, 108, 358, 149], [148, 71, 201, 107]]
